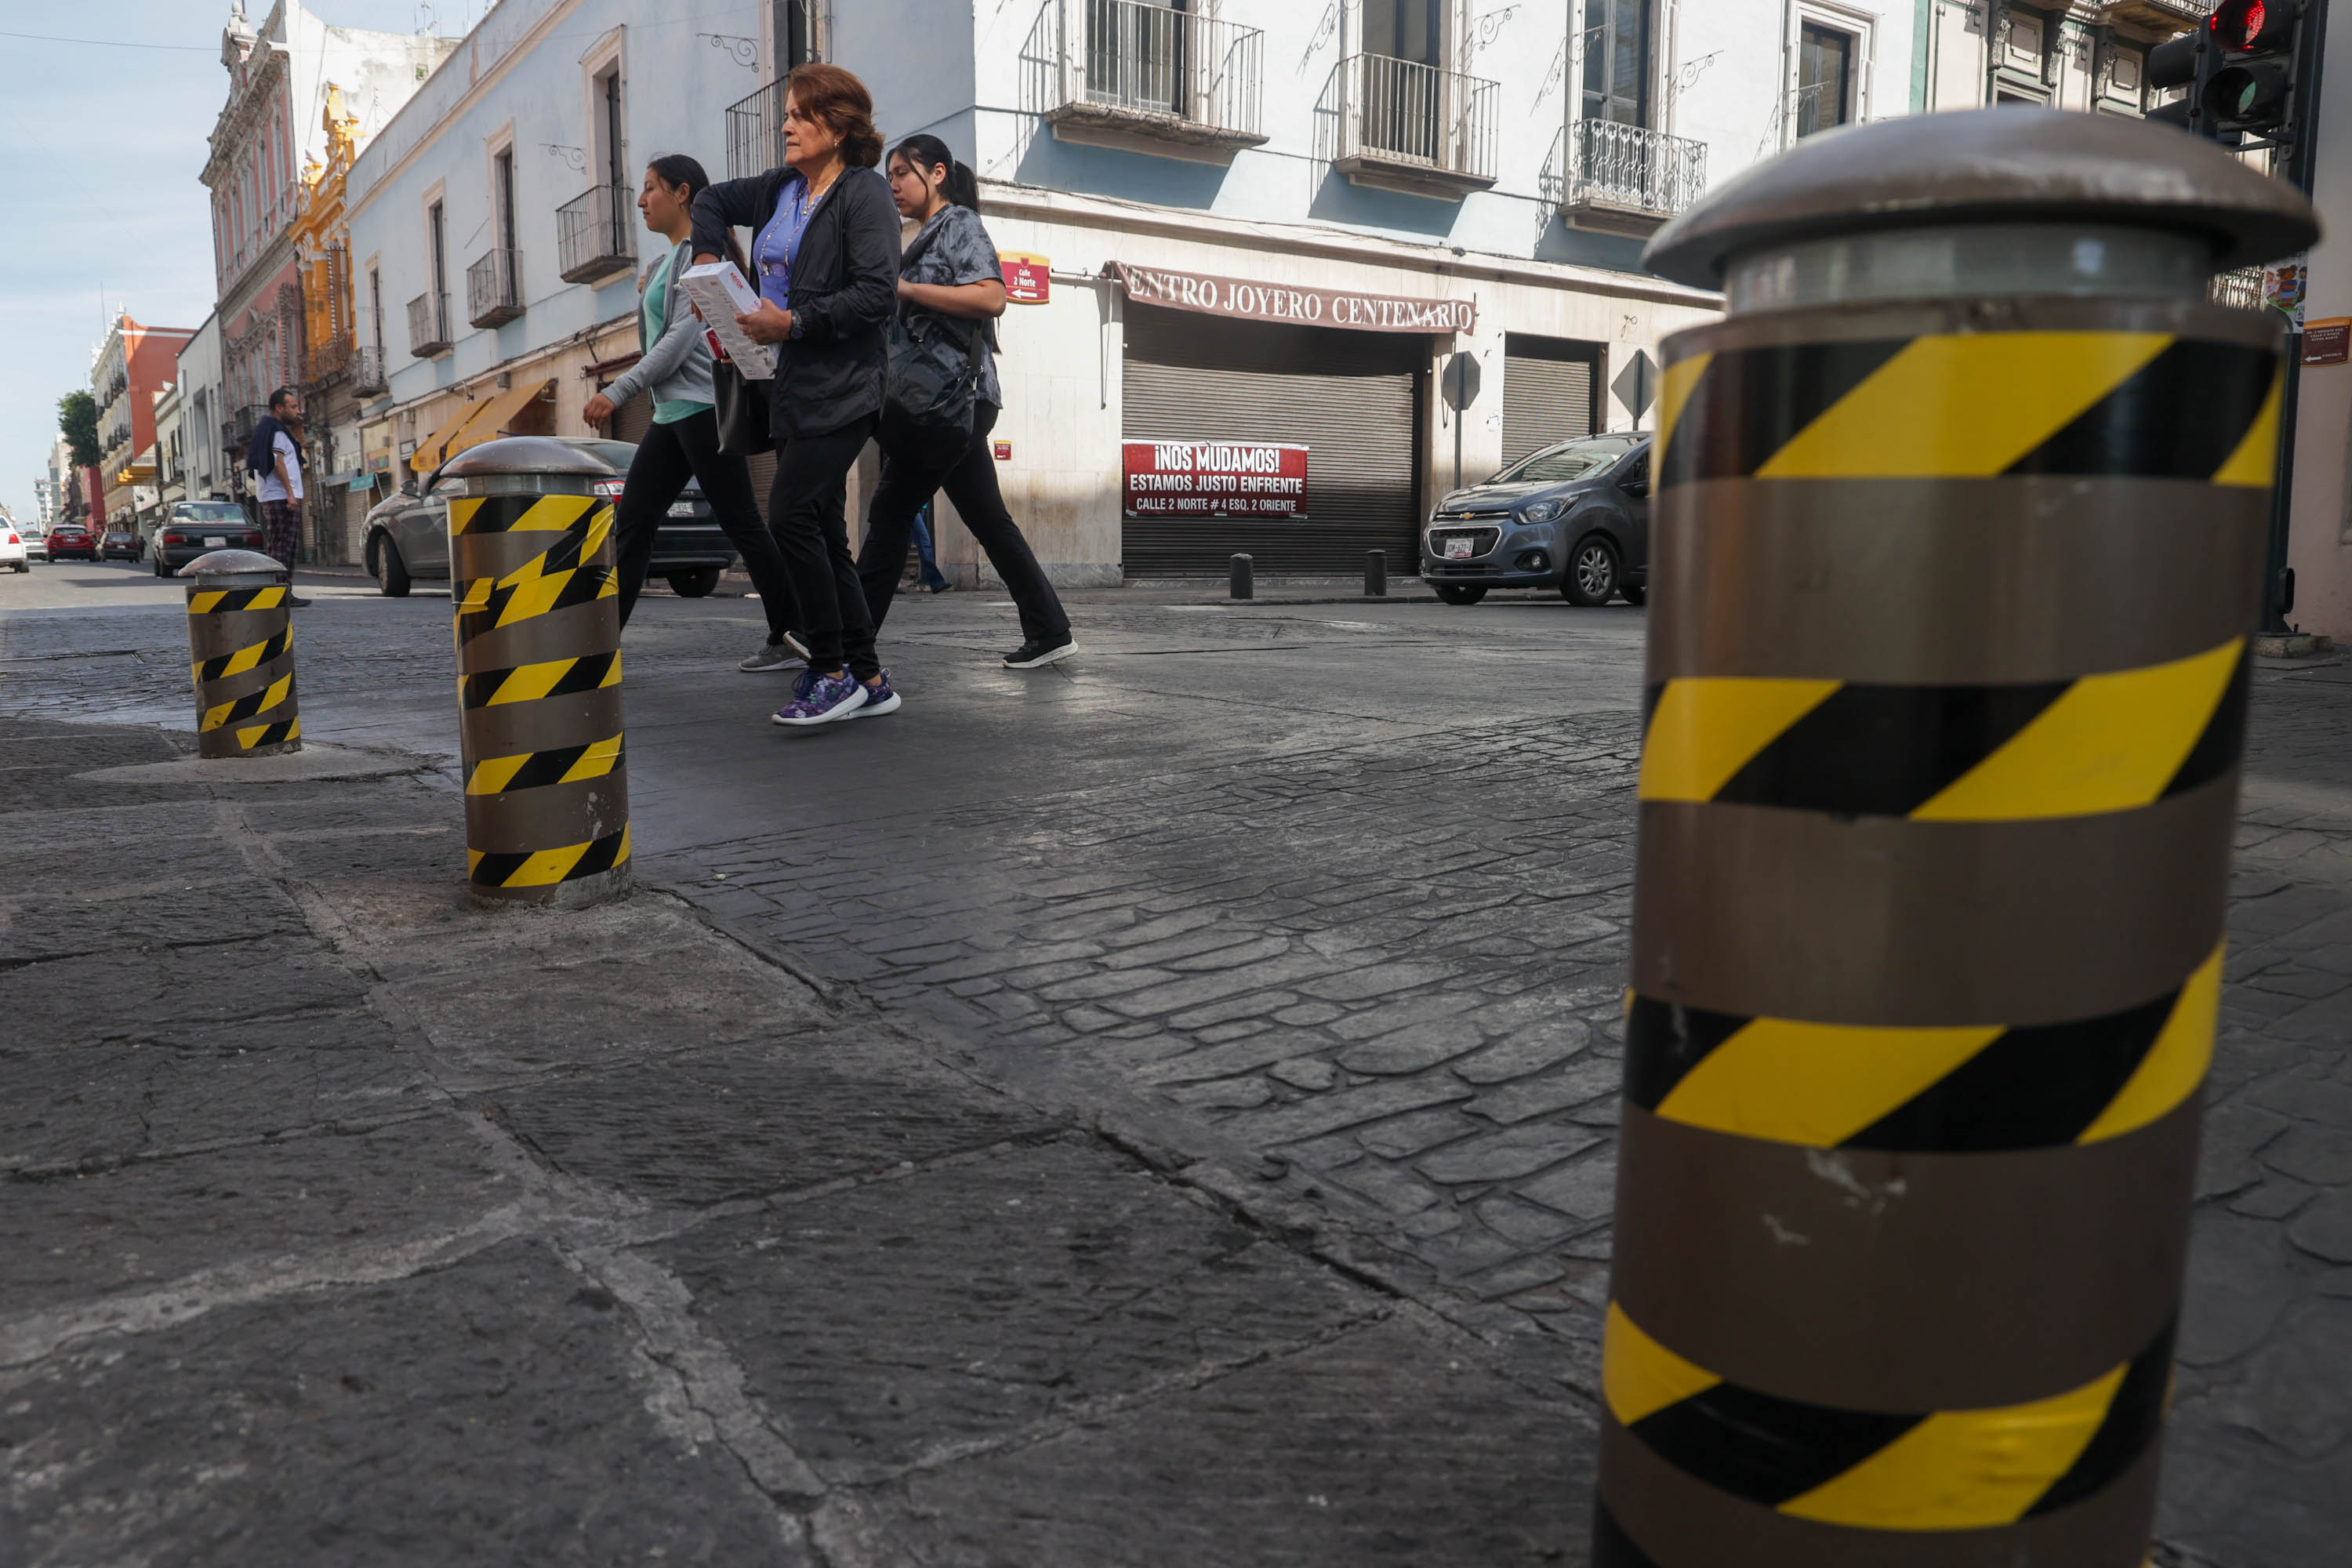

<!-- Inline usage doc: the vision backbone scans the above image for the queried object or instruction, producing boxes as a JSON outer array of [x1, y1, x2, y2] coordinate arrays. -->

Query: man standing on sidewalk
[[256, 387, 312, 608]]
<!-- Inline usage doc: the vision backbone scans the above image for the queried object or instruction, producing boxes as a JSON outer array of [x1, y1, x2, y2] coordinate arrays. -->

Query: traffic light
[[2208, 0, 2301, 136], [2143, 0, 2306, 146]]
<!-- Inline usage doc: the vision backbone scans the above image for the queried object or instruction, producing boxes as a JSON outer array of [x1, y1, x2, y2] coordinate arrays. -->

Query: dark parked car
[[101, 528, 142, 561], [363, 437, 735, 598], [152, 502, 265, 577], [1421, 433, 1650, 607], [45, 524, 98, 562]]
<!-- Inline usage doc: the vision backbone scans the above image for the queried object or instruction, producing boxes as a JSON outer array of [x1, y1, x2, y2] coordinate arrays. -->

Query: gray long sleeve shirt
[[601, 239, 716, 414]]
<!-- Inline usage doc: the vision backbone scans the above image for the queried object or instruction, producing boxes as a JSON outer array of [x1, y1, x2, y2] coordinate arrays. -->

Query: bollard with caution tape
[[180, 549, 299, 758], [1599, 110, 2318, 1567], [442, 436, 631, 909]]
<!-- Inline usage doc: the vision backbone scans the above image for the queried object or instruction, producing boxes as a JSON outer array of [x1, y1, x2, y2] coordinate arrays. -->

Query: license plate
[[1443, 538, 1473, 558], [668, 501, 699, 518], [203, 536, 227, 547]]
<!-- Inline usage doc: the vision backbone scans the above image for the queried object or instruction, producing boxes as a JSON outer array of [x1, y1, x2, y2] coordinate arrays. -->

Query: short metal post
[[1229, 553, 1253, 600], [445, 436, 631, 909], [181, 549, 299, 757], [1365, 549, 1387, 597], [1599, 111, 2317, 1566]]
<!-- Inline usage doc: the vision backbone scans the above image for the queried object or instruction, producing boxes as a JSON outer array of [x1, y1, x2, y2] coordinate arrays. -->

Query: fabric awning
[[441, 378, 554, 463], [412, 402, 479, 475]]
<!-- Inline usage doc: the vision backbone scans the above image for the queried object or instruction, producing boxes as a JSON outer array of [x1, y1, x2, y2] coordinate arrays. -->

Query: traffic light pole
[[2265, 0, 2330, 635]]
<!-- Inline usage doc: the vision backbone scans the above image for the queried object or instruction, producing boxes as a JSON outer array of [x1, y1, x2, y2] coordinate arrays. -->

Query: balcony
[[223, 404, 264, 457], [1317, 54, 1497, 199], [725, 78, 787, 182], [558, 184, 637, 283], [1556, 120, 1708, 237], [467, 248, 525, 328], [1030, 0, 1267, 164], [408, 291, 453, 358], [351, 345, 388, 395], [305, 334, 352, 387]]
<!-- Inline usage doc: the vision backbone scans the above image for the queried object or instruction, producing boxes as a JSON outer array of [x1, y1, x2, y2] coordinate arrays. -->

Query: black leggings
[[612, 408, 802, 641], [857, 402, 1070, 646], [767, 413, 881, 681]]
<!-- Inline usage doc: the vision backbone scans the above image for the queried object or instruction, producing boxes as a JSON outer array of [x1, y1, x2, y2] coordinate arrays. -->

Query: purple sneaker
[[770, 670, 869, 727], [847, 671, 901, 718]]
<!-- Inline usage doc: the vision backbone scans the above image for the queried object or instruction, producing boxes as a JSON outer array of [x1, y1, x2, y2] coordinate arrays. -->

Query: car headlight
[[1519, 499, 1565, 524]]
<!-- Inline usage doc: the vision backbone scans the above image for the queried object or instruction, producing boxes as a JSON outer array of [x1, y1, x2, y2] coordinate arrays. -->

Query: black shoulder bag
[[884, 222, 984, 431], [712, 351, 774, 456]]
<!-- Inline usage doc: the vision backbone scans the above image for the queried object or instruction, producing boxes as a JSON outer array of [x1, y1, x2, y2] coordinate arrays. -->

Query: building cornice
[[975, 182, 1722, 310], [204, 42, 289, 188], [345, 0, 586, 227]]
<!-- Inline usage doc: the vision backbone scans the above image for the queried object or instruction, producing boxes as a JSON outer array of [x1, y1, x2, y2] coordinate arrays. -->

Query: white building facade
[[800, 0, 1918, 582], [344, 0, 808, 492], [336, 0, 1933, 583]]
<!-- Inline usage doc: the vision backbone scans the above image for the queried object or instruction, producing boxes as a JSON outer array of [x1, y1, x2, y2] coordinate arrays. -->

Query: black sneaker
[[1003, 637, 1076, 669], [286, 594, 314, 607]]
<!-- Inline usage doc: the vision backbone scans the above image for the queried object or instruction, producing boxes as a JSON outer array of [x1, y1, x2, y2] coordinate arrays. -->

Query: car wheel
[[373, 535, 412, 598], [1620, 583, 1647, 607], [667, 567, 722, 598], [1563, 535, 1621, 608], [1433, 583, 1487, 606]]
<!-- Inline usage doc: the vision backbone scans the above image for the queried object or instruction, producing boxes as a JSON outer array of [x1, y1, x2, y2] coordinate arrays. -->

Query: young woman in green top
[[584, 154, 804, 672]]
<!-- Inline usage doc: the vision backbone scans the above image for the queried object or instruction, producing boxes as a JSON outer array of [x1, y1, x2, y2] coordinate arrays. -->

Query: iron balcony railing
[[305, 334, 351, 386], [557, 183, 637, 283], [408, 290, 453, 358], [726, 77, 787, 182], [1065, 0, 1263, 138], [466, 249, 525, 328], [350, 345, 387, 395], [1565, 119, 1708, 218], [1321, 53, 1497, 185], [223, 404, 264, 456]]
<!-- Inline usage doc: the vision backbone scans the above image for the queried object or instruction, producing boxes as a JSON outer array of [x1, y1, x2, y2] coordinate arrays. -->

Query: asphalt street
[[3, 557, 2349, 1566]]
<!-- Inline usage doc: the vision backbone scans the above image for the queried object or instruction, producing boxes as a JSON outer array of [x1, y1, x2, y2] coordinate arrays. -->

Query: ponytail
[[647, 153, 748, 276], [889, 134, 980, 212]]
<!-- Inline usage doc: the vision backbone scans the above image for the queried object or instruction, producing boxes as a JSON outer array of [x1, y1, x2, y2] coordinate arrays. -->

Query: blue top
[[753, 172, 823, 336]]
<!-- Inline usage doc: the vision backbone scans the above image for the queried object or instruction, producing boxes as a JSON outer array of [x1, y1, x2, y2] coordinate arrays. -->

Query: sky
[[0, 2, 489, 523]]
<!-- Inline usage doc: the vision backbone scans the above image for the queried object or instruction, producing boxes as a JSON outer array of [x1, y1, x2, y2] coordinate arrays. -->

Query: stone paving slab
[[864, 1315, 1597, 1568], [0, 1237, 794, 1567], [657, 1137, 1387, 1485]]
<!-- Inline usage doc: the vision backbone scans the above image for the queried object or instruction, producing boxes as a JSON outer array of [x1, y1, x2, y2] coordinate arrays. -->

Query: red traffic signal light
[[2209, 0, 2299, 52]]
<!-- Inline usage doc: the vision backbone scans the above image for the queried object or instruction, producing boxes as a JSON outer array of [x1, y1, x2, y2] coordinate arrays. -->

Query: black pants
[[768, 413, 880, 681], [613, 408, 802, 641], [857, 403, 1070, 646]]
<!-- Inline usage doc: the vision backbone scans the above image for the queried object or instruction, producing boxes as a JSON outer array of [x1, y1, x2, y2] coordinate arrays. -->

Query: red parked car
[[45, 524, 98, 562]]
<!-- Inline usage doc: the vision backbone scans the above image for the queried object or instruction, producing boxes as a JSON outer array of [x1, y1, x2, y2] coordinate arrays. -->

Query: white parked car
[[0, 524, 27, 572]]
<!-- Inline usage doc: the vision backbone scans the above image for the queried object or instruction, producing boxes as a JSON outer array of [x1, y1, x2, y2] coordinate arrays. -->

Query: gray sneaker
[[739, 634, 808, 673]]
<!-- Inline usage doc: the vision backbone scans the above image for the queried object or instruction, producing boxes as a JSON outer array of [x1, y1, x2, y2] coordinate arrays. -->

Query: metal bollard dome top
[[1643, 107, 2321, 291], [440, 435, 619, 477], [177, 549, 285, 581]]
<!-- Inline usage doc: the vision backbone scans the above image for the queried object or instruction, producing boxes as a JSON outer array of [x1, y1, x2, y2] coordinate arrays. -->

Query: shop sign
[[1123, 441, 1308, 517], [993, 440, 1012, 460], [1112, 262, 1474, 336], [2303, 318, 2350, 367], [1000, 253, 1050, 303]]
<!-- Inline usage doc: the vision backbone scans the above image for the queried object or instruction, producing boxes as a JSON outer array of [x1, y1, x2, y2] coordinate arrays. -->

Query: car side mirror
[[401, 480, 419, 497], [1620, 473, 1650, 499]]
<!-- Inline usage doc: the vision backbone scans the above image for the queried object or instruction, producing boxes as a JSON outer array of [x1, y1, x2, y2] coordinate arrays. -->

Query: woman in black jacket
[[691, 64, 902, 727]]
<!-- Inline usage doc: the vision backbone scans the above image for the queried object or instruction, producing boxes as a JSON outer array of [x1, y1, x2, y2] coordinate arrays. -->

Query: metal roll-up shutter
[[1122, 305, 1425, 577], [608, 391, 653, 447], [1501, 334, 1601, 465]]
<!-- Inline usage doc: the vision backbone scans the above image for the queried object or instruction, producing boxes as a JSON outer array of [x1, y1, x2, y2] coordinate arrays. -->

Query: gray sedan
[[1421, 434, 1650, 607]]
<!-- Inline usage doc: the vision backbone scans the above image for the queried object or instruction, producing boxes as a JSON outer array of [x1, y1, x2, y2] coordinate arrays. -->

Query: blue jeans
[[910, 505, 949, 590]]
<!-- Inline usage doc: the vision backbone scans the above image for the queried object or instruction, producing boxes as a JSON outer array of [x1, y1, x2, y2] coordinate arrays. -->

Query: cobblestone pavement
[[5, 561, 2351, 1564]]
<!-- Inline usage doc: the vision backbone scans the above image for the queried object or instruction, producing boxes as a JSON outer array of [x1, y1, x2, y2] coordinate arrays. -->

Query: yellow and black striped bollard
[[442, 437, 630, 908], [1596, 111, 2318, 1566], [183, 549, 298, 758]]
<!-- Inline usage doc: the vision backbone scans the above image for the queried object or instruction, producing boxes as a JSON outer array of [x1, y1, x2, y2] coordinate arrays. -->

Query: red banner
[[1123, 441, 1308, 517]]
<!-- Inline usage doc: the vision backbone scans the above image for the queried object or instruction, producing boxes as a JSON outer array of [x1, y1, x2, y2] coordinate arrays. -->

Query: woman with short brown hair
[[691, 63, 902, 726]]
